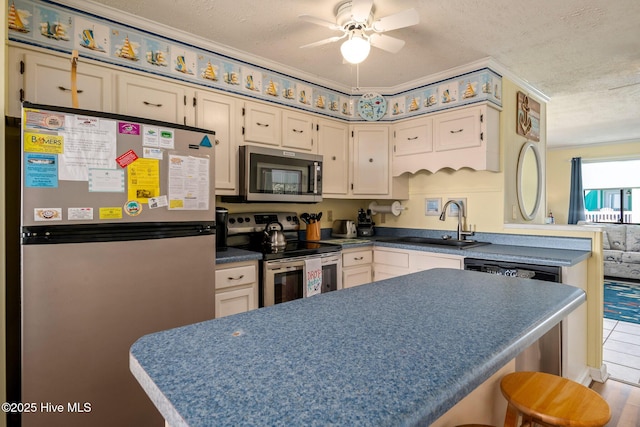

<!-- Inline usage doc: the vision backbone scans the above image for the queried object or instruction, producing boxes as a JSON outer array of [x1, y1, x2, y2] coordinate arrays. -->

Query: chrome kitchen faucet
[[439, 200, 475, 241]]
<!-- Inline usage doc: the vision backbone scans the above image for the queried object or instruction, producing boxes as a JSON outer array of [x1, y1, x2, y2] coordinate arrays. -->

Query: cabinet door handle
[[227, 275, 245, 281], [58, 86, 83, 94], [215, 139, 220, 145], [143, 101, 163, 107], [256, 122, 269, 127], [450, 128, 464, 133], [407, 136, 418, 140], [292, 128, 304, 134], [332, 156, 336, 160], [353, 256, 364, 261], [369, 158, 374, 162]]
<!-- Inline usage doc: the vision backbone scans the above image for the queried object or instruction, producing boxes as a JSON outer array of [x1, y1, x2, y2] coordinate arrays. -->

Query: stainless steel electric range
[[227, 212, 342, 307]]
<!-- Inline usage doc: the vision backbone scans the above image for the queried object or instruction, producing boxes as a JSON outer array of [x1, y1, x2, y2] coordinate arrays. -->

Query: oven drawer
[[215, 263, 257, 290], [342, 249, 373, 267]]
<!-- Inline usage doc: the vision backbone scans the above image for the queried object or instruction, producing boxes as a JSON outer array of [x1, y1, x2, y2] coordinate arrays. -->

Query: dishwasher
[[463, 258, 563, 376]]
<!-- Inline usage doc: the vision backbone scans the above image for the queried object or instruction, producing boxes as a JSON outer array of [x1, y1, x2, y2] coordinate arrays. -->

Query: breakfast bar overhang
[[130, 268, 586, 427]]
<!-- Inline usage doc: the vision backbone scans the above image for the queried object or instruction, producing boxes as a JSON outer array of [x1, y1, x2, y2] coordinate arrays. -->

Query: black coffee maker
[[215, 207, 229, 250]]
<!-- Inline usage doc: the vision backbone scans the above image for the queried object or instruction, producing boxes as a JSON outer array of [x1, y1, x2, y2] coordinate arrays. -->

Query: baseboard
[[589, 364, 609, 384]]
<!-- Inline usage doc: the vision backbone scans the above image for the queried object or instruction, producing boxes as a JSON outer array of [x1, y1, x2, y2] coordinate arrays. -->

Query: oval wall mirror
[[517, 141, 542, 220]]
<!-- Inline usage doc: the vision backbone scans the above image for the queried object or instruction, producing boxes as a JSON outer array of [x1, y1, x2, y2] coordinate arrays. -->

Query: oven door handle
[[269, 265, 302, 272]]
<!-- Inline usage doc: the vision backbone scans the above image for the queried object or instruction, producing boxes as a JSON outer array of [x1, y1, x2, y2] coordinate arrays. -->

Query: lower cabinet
[[342, 247, 373, 288], [373, 247, 463, 281], [214, 260, 258, 319]]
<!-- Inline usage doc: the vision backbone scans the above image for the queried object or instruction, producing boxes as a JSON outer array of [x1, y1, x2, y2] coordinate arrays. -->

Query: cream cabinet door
[[352, 125, 390, 195], [343, 265, 373, 288], [282, 110, 315, 152], [373, 247, 410, 281], [195, 90, 238, 194], [215, 287, 256, 319], [242, 101, 281, 146], [392, 116, 433, 176], [317, 118, 350, 195], [23, 51, 114, 112], [116, 73, 187, 124]]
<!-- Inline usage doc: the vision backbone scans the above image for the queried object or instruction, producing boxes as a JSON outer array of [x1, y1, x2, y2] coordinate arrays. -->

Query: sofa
[[602, 224, 640, 280]]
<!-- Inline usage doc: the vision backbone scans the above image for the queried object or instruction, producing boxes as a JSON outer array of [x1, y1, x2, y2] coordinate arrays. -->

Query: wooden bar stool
[[500, 371, 611, 427]]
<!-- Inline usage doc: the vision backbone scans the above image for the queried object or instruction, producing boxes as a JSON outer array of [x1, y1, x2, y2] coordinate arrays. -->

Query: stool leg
[[503, 403, 520, 427]]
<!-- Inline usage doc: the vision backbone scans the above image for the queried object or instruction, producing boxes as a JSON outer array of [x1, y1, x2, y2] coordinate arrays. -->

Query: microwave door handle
[[313, 162, 318, 194]]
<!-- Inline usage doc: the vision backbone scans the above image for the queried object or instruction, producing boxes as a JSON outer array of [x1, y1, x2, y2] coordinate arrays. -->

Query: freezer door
[[21, 104, 215, 227], [21, 234, 215, 427]]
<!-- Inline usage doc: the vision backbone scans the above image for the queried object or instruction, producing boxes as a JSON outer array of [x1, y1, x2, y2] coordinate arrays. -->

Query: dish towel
[[304, 258, 323, 298]]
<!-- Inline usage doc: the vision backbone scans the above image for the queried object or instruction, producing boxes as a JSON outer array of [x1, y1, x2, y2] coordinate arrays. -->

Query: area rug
[[604, 281, 640, 325]]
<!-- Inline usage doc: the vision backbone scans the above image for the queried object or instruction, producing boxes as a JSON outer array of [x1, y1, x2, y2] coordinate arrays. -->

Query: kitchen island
[[130, 268, 585, 427]]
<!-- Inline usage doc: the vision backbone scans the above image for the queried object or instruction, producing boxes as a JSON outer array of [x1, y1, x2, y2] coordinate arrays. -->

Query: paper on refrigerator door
[[304, 258, 322, 298]]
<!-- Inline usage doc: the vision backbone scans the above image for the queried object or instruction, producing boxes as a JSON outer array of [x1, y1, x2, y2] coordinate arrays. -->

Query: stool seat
[[500, 372, 610, 427]]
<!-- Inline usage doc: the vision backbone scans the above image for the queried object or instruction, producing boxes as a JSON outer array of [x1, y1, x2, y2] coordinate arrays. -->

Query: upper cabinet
[[241, 101, 281, 146], [195, 90, 238, 195], [282, 110, 316, 152], [317, 118, 349, 195], [116, 73, 189, 125], [392, 116, 433, 176], [352, 125, 390, 195], [392, 103, 500, 175], [21, 50, 114, 114], [350, 125, 409, 199]]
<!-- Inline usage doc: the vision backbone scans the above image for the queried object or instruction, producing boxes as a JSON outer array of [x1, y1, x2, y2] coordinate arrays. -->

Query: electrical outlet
[[327, 210, 333, 222]]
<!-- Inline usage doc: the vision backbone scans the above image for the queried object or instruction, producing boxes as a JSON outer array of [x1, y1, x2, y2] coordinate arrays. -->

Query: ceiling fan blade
[[372, 8, 420, 32], [350, 0, 374, 23], [298, 14, 342, 31], [300, 35, 345, 49], [369, 33, 406, 53]]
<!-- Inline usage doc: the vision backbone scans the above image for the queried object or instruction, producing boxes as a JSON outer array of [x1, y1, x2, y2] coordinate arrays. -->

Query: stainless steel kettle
[[263, 221, 287, 248]]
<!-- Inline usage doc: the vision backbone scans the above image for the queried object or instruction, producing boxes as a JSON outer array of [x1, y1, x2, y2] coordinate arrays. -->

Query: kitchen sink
[[383, 236, 490, 249]]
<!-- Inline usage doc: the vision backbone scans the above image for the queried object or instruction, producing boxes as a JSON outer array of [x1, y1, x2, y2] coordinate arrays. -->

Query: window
[[582, 159, 639, 224]]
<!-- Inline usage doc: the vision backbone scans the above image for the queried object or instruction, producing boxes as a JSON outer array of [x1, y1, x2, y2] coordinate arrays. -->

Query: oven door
[[262, 253, 341, 307], [262, 257, 305, 307]]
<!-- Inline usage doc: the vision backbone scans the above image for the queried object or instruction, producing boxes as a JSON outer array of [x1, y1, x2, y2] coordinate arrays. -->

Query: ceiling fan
[[299, 0, 420, 64]]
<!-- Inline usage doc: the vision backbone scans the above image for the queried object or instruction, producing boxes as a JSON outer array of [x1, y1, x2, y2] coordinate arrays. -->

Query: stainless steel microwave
[[227, 145, 323, 203]]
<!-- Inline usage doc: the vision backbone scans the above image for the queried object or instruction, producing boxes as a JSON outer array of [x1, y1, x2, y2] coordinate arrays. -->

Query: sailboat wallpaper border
[[8, 0, 502, 121]]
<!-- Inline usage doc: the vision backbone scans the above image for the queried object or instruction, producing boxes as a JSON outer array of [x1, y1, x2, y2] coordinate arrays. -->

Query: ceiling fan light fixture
[[340, 32, 371, 64]]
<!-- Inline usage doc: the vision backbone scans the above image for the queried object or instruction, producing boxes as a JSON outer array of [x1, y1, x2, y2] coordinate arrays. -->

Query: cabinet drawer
[[374, 249, 410, 268], [215, 264, 256, 290], [342, 249, 373, 267]]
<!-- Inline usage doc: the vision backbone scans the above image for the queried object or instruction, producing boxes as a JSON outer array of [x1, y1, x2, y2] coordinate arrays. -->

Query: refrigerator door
[[21, 234, 215, 427], [21, 102, 215, 227], [17, 104, 217, 426]]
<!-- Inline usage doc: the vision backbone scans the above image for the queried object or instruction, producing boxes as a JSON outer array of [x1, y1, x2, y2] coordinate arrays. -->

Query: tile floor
[[603, 318, 640, 385]]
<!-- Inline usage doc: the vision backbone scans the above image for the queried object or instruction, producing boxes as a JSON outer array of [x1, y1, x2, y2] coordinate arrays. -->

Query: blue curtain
[[568, 157, 586, 224]]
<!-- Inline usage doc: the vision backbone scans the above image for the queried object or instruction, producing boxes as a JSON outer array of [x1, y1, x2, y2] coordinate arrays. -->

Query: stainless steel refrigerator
[[15, 103, 216, 427]]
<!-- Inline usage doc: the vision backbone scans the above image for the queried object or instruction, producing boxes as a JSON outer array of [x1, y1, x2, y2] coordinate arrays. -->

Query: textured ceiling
[[77, 0, 640, 148]]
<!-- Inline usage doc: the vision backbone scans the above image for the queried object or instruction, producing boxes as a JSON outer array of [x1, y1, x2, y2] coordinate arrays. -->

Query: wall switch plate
[[327, 210, 333, 222]]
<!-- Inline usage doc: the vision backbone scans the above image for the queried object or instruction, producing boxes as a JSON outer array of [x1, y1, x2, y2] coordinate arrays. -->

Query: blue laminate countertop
[[130, 269, 585, 427], [215, 247, 262, 264]]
